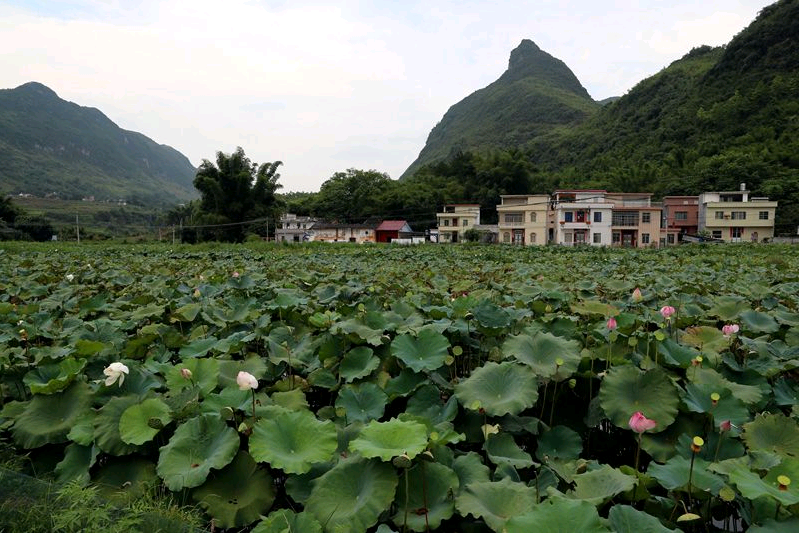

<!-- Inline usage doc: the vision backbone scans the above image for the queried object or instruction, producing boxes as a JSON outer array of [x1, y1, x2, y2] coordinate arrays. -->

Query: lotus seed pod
[[392, 454, 412, 469]]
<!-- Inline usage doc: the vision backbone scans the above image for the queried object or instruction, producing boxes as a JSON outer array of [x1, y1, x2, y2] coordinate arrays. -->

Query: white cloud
[[0, 0, 771, 192]]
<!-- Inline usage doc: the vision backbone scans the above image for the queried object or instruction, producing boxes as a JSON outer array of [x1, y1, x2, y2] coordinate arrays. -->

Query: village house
[[436, 204, 481, 243], [496, 194, 549, 246], [276, 213, 317, 242], [697, 184, 778, 242], [661, 196, 700, 245], [375, 220, 413, 243], [306, 221, 376, 243], [606, 192, 662, 248], [549, 190, 615, 246]]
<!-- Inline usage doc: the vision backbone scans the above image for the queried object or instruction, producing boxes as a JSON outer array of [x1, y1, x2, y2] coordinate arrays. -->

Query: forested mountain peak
[[0, 82, 198, 206], [503, 39, 592, 100]]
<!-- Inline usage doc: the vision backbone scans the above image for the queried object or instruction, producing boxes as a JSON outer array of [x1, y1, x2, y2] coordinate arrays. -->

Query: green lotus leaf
[[455, 479, 537, 532], [391, 329, 450, 372], [472, 300, 511, 329], [23, 357, 86, 395], [94, 457, 158, 503], [129, 303, 165, 321], [739, 310, 780, 334], [217, 357, 269, 389], [171, 302, 201, 322], [340, 346, 380, 382], [647, 456, 724, 494], [165, 358, 219, 395], [505, 497, 608, 533], [349, 417, 428, 462], [393, 461, 459, 531], [335, 382, 388, 423], [305, 456, 398, 532], [564, 464, 637, 505], [599, 366, 679, 432], [119, 398, 173, 445], [503, 331, 582, 379], [284, 462, 334, 505], [773, 376, 798, 406], [11, 381, 92, 448], [192, 451, 276, 529], [94, 394, 142, 456], [536, 425, 583, 462], [680, 326, 728, 353], [253, 509, 322, 533], [681, 384, 750, 427], [747, 518, 800, 533], [452, 451, 492, 491], [179, 337, 218, 359], [454, 361, 539, 417], [607, 504, 679, 532], [250, 409, 337, 474], [66, 411, 96, 446], [332, 317, 385, 346], [55, 443, 98, 484], [307, 367, 338, 388], [157, 413, 240, 491], [570, 300, 619, 317], [383, 368, 427, 398], [656, 338, 701, 367], [200, 386, 252, 415], [728, 467, 799, 506], [406, 384, 458, 425], [485, 432, 534, 468], [689, 367, 764, 405], [742, 413, 799, 458]]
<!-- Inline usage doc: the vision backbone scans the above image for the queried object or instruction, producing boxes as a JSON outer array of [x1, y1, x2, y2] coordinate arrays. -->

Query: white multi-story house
[[698, 184, 778, 242], [276, 213, 317, 242], [436, 204, 481, 243], [550, 190, 615, 246]]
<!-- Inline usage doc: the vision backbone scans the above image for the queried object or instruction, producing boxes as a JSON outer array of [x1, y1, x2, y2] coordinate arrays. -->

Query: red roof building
[[375, 220, 413, 243]]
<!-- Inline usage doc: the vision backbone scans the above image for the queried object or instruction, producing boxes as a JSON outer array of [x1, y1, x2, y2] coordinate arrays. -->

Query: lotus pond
[[0, 242, 797, 532]]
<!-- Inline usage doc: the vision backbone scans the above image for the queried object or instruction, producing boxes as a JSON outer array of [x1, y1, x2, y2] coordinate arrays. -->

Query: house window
[[715, 211, 724, 220], [462, 219, 469, 227], [641, 212, 651, 224], [667, 234, 675, 244], [443, 219, 450, 226], [675, 211, 688, 221], [642, 233, 650, 244], [731, 227, 743, 239], [712, 230, 722, 239], [503, 232, 510, 243], [564, 212, 573, 222], [731, 211, 746, 220], [593, 212, 602, 223], [612, 212, 638, 226], [530, 232, 536, 243], [504, 213, 523, 224], [593, 233, 601, 244], [452, 218, 458, 226], [612, 232, 621, 244], [576, 211, 586, 223], [759, 211, 769, 220], [530, 212, 537, 223], [513, 230, 524, 245]]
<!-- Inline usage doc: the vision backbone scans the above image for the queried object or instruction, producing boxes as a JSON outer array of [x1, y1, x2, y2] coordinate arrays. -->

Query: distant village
[[278, 184, 780, 247]]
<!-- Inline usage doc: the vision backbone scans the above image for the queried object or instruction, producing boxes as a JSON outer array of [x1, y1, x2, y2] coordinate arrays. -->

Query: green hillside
[[401, 0, 797, 233], [0, 82, 198, 206], [400, 39, 600, 179]]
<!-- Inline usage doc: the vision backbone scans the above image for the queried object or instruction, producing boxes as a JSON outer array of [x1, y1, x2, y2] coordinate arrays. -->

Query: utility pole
[[172, 226, 175, 245], [76, 214, 80, 243]]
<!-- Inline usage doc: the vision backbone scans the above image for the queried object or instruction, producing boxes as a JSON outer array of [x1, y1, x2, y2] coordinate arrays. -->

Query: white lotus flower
[[66, 274, 74, 282], [236, 371, 258, 390], [103, 362, 129, 386]]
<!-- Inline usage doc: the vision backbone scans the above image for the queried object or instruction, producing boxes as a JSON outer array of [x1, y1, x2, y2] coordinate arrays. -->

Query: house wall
[[699, 201, 777, 242], [497, 195, 549, 245], [436, 205, 481, 243]]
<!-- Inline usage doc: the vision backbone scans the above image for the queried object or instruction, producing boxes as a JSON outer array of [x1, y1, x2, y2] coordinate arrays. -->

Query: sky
[[0, 0, 774, 193]]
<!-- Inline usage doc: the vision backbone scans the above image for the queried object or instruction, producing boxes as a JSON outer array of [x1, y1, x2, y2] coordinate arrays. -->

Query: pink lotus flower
[[629, 411, 657, 434], [722, 324, 740, 337], [660, 305, 676, 320], [232, 271, 240, 278], [719, 420, 732, 433], [236, 371, 258, 390], [632, 288, 643, 302], [180, 368, 193, 380], [607, 317, 617, 330]]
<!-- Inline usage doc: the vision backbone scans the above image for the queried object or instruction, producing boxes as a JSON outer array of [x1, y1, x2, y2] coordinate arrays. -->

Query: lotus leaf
[[454, 361, 539, 417], [728, 467, 799, 506], [607, 504, 679, 532], [535, 425, 583, 462], [740, 310, 780, 334], [250, 409, 337, 473], [66, 411, 96, 446], [681, 384, 750, 427], [393, 461, 459, 531], [472, 300, 511, 329], [284, 462, 334, 505], [452, 452, 491, 490], [647, 456, 724, 494], [332, 317, 385, 346], [485, 432, 534, 468], [455, 479, 537, 531], [505, 497, 608, 532], [571, 299, 619, 317], [166, 358, 219, 395], [773, 376, 798, 406], [406, 384, 458, 424], [384, 368, 427, 398], [94, 457, 158, 503], [503, 331, 582, 379], [253, 509, 322, 533], [93, 394, 143, 455], [563, 464, 637, 505], [23, 358, 85, 394], [599, 366, 679, 432], [199, 386, 251, 415], [157, 413, 240, 491], [742, 413, 799, 458], [11, 381, 92, 448], [179, 337, 218, 359], [349, 417, 428, 461], [680, 326, 728, 353], [340, 346, 380, 382], [217, 357, 269, 390], [192, 451, 276, 529], [335, 382, 388, 423], [119, 398, 173, 445], [171, 302, 201, 322], [391, 329, 450, 372], [55, 442, 97, 484], [304, 456, 398, 532], [689, 367, 765, 405]]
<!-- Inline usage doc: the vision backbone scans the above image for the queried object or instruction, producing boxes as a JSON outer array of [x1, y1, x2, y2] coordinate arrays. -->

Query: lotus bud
[[632, 288, 643, 302], [236, 371, 258, 390], [607, 317, 617, 330], [722, 324, 740, 337], [629, 411, 657, 434], [719, 420, 732, 433], [181, 368, 193, 380]]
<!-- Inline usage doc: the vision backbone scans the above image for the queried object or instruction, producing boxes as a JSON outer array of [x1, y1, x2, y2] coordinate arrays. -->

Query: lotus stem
[[540, 381, 548, 419], [251, 389, 257, 427], [549, 382, 558, 427], [634, 433, 642, 472], [403, 467, 409, 532]]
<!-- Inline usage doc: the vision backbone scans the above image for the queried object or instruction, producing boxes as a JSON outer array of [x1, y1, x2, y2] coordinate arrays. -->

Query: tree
[[310, 169, 392, 222], [192, 147, 284, 242]]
